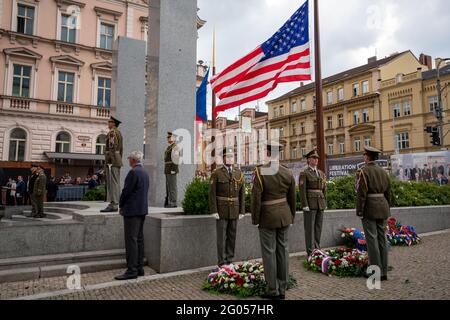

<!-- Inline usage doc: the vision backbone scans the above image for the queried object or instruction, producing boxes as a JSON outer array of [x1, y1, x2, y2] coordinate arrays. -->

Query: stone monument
[[112, 37, 147, 187], [145, 0, 197, 207]]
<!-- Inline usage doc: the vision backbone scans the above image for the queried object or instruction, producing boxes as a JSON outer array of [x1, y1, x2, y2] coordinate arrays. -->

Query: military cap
[[167, 132, 177, 139], [108, 116, 121, 127], [222, 147, 234, 156], [364, 146, 382, 155], [305, 149, 320, 159]]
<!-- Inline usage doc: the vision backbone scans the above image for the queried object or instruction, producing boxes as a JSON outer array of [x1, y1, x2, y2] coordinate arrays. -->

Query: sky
[[196, 0, 450, 120]]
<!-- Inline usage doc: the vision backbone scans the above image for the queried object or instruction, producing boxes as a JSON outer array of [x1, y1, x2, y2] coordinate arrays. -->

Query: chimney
[[419, 54, 433, 70], [368, 56, 377, 64], [300, 82, 304, 87]]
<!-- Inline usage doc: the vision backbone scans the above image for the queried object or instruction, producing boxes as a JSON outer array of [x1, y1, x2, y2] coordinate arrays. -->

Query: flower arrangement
[[203, 262, 266, 297], [341, 228, 367, 251], [304, 248, 368, 277], [386, 217, 421, 246]]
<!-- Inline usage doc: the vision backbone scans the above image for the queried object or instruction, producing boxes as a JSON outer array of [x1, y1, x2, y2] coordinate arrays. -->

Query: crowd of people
[[394, 162, 450, 185]]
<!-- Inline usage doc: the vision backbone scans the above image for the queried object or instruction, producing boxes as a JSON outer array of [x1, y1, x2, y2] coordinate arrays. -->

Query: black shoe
[[36, 214, 46, 218], [114, 272, 138, 281], [261, 294, 281, 300], [279, 294, 286, 300], [138, 269, 145, 277], [381, 276, 388, 281], [100, 207, 118, 213]]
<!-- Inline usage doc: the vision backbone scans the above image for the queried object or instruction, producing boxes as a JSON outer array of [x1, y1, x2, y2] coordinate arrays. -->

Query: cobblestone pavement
[[2, 232, 449, 300]]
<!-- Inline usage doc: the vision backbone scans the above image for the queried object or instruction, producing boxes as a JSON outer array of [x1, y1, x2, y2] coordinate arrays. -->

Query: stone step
[[0, 249, 126, 271], [0, 259, 127, 283]]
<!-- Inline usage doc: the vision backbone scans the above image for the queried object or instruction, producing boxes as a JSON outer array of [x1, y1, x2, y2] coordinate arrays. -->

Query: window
[[428, 96, 438, 112], [395, 132, 410, 150], [301, 147, 306, 157], [327, 144, 334, 155], [279, 105, 284, 116], [327, 116, 333, 129], [353, 111, 360, 125], [96, 135, 107, 155], [273, 107, 278, 117], [403, 101, 411, 116], [300, 99, 306, 111], [300, 122, 305, 135], [362, 81, 369, 94], [291, 101, 297, 114], [99, 22, 115, 50], [291, 124, 296, 136], [339, 142, 345, 154], [17, 4, 34, 35], [97, 77, 111, 108], [57, 71, 75, 102], [279, 127, 284, 137], [338, 114, 344, 127], [393, 103, 401, 118], [280, 150, 284, 161], [354, 138, 361, 152], [61, 14, 77, 43], [313, 96, 316, 109], [56, 132, 71, 153], [338, 88, 344, 101], [12, 64, 31, 98], [362, 108, 369, 123], [291, 147, 297, 159], [364, 136, 371, 147], [327, 91, 333, 105], [313, 120, 317, 132], [8, 128, 27, 161], [353, 83, 360, 97]]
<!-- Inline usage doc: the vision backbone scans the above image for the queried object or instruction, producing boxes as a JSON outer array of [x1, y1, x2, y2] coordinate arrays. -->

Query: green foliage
[[182, 178, 210, 215], [326, 175, 358, 210], [82, 185, 105, 201]]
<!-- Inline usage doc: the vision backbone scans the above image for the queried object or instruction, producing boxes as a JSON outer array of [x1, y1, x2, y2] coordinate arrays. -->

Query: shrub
[[326, 175, 358, 210], [182, 178, 210, 215], [82, 185, 106, 201]]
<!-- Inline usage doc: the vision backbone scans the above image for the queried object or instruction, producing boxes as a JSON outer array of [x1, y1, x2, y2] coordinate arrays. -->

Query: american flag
[[211, 0, 311, 116]]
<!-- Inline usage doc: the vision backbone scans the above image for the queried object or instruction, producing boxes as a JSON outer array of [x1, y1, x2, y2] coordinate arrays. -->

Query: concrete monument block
[[145, 0, 197, 207], [112, 37, 147, 187]]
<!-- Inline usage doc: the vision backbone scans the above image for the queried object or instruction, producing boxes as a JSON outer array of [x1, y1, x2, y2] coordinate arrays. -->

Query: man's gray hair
[[128, 150, 144, 162]]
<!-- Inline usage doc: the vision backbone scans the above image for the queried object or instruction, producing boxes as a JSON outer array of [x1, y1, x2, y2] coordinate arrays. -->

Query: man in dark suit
[[15, 176, 26, 206], [115, 151, 150, 281]]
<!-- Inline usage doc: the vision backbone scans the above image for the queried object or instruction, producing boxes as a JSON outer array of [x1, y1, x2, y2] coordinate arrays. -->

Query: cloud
[[197, 0, 449, 119]]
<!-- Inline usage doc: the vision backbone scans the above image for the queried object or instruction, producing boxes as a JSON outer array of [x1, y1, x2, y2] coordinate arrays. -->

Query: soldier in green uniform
[[251, 143, 296, 300], [209, 147, 245, 267], [29, 164, 39, 216], [356, 146, 391, 281], [101, 117, 123, 213], [32, 165, 47, 218], [164, 132, 180, 208], [299, 149, 327, 256]]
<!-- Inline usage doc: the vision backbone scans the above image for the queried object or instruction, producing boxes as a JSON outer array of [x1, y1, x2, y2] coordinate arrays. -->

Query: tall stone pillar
[[112, 37, 147, 188], [145, 0, 197, 207]]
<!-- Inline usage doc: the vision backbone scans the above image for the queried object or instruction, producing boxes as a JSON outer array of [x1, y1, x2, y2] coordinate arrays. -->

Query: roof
[[267, 51, 409, 104], [422, 64, 450, 80], [45, 152, 105, 161], [255, 111, 268, 118]]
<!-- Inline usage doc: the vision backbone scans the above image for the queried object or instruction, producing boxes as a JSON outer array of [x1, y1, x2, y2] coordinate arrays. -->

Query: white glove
[[212, 213, 220, 220], [303, 207, 310, 212], [171, 171, 176, 175], [239, 214, 245, 220]]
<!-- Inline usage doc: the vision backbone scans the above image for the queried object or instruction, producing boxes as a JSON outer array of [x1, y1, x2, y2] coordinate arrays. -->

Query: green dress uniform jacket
[[299, 167, 327, 210], [251, 163, 297, 229], [209, 166, 245, 220], [164, 143, 180, 175], [105, 127, 123, 167], [356, 162, 391, 220], [32, 173, 47, 197]]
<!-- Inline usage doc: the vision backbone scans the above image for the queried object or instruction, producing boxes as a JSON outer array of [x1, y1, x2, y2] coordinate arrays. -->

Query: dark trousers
[[303, 210, 323, 255], [216, 219, 238, 266], [124, 216, 146, 274], [16, 197, 24, 206], [165, 174, 177, 206], [362, 218, 388, 277], [259, 227, 290, 296]]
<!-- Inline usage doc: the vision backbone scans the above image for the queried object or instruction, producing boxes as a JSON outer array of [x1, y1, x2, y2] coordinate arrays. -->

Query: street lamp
[[436, 58, 450, 149]]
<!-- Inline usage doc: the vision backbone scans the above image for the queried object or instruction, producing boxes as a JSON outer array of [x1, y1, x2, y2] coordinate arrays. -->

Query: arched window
[[55, 132, 71, 153], [9, 128, 27, 161], [96, 134, 107, 155]]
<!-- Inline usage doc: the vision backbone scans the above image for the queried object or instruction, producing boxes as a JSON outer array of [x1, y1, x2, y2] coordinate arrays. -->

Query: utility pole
[[436, 58, 450, 150], [211, 28, 217, 171]]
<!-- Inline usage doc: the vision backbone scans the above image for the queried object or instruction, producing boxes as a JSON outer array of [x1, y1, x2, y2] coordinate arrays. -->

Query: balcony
[[0, 96, 36, 111], [56, 103, 74, 114], [10, 97, 31, 110]]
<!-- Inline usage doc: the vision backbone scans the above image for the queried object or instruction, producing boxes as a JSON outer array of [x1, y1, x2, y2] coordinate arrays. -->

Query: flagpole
[[211, 27, 217, 172], [314, 0, 326, 173]]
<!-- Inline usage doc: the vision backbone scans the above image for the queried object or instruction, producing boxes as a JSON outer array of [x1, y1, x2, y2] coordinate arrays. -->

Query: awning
[[44, 152, 105, 161]]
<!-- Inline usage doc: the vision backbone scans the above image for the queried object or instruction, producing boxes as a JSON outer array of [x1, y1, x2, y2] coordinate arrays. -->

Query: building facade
[[266, 51, 449, 168], [0, 0, 205, 180]]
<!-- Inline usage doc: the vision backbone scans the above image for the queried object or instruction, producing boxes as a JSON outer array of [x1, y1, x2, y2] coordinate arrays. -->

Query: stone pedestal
[[145, 0, 197, 207], [112, 37, 147, 187]]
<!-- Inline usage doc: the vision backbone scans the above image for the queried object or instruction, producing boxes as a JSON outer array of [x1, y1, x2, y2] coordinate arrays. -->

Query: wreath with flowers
[[203, 261, 297, 297]]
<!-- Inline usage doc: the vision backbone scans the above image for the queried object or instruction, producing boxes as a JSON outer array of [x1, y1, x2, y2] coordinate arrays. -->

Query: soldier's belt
[[165, 161, 174, 164], [217, 196, 239, 203], [307, 189, 323, 193], [262, 198, 286, 206], [367, 194, 385, 198]]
